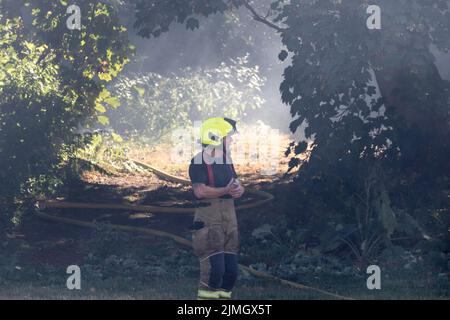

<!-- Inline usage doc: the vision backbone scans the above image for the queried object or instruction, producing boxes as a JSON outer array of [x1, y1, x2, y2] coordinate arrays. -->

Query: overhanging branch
[[243, 0, 288, 33]]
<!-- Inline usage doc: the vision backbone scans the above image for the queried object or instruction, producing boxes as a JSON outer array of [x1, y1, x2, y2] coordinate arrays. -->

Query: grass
[[1, 271, 447, 300]]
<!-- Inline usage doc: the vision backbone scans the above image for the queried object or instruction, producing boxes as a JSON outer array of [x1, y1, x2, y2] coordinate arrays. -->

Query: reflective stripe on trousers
[[197, 289, 232, 300]]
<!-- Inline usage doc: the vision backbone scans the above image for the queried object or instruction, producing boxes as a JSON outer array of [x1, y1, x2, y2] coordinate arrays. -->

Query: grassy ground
[[1, 273, 447, 300]]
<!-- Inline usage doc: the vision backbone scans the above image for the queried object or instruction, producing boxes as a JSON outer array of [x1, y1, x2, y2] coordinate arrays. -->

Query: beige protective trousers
[[192, 198, 239, 291]]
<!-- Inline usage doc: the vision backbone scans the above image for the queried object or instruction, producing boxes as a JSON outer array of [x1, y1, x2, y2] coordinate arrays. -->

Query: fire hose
[[34, 159, 353, 300]]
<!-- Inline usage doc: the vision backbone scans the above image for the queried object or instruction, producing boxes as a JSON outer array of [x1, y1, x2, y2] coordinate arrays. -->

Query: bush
[[108, 55, 266, 143]]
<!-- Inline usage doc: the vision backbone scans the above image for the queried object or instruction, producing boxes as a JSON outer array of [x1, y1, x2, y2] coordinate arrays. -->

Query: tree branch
[[243, 0, 288, 33]]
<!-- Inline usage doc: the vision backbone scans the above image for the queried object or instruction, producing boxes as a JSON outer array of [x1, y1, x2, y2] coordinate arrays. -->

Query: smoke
[[115, 1, 450, 140], [119, 3, 292, 133]]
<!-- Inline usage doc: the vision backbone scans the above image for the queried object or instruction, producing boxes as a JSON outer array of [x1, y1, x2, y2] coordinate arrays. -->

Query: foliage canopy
[[0, 0, 131, 205]]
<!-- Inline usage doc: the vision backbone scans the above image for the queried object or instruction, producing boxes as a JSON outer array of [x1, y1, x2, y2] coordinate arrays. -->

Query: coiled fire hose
[[34, 159, 353, 300]]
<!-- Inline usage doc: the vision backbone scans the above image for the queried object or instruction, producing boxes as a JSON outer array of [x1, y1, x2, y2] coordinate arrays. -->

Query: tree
[[0, 0, 131, 222], [278, 0, 450, 256]]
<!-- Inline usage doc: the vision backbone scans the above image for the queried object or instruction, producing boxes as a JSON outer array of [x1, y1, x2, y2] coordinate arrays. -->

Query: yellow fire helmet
[[200, 117, 238, 146]]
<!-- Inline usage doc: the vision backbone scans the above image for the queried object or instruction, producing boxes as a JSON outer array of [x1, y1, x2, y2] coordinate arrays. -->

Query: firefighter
[[188, 117, 245, 300]]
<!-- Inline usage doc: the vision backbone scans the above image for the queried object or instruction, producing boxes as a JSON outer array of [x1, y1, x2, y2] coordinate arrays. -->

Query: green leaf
[[294, 141, 308, 155], [24, 41, 36, 52], [95, 102, 106, 113], [97, 115, 109, 126], [186, 18, 199, 30], [134, 86, 145, 97], [111, 132, 123, 143], [4, 64, 15, 74], [104, 97, 121, 109], [98, 73, 113, 82], [278, 50, 288, 62], [98, 88, 111, 100]]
